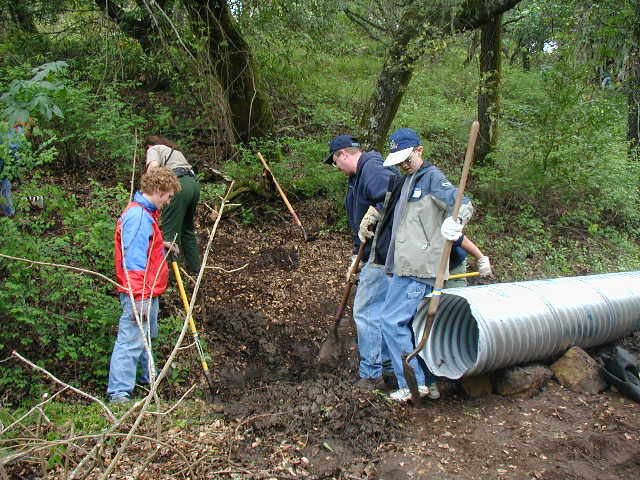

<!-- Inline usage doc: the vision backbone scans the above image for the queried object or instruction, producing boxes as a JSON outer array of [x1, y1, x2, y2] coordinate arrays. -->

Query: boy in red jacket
[[108, 167, 181, 403]]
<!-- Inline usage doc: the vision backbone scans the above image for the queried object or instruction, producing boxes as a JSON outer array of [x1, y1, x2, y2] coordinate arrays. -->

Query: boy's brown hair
[[140, 167, 181, 195]]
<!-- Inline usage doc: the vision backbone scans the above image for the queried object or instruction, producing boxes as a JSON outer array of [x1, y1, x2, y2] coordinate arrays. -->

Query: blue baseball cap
[[383, 128, 422, 166], [324, 134, 361, 164]]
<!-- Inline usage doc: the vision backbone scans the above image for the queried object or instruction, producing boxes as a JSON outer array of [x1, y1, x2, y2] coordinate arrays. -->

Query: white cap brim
[[383, 147, 413, 166]]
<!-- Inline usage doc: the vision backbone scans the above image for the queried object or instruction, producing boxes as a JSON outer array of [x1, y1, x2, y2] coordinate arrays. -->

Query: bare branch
[[10, 352, 116, 423], [0, 253, 122, 288]]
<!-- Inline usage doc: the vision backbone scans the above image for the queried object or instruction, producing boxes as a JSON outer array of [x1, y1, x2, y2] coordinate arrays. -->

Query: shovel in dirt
[[318, 238, 368, 364], [402, 120, 479, 406]]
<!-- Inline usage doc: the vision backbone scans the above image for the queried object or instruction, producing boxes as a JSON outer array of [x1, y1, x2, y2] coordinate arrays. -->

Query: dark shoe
[[383, 372, 398, 391], [354, 377, 385, 391]]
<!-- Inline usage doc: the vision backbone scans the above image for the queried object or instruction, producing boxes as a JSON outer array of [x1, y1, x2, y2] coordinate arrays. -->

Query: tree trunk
[[628, 0, 640, 157], [476, 14, 502, 166], [361, 0, 522, 151], [94, 0, 163, 54], [184, 0, 273, 143]]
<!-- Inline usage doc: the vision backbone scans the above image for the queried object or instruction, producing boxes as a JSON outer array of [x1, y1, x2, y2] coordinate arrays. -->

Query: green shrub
[[0, 61, 69, 125], [0, 184, 123, 402], [475, 50, 640, 231]]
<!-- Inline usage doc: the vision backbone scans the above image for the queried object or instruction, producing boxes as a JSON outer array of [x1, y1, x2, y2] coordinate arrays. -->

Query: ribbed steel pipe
[[413, 272, 640, 379]]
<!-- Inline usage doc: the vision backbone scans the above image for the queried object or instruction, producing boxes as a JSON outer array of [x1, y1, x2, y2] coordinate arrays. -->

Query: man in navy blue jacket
[[324, 134, 398, 390]]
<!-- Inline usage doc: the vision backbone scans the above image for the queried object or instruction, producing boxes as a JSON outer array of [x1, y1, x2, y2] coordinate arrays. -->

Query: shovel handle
[[171, 260, 216, 399], [257, 152, 308, 240], [448, 271, 480, 280], [334, 239, 367, 324], [405, 121, 479, 364]]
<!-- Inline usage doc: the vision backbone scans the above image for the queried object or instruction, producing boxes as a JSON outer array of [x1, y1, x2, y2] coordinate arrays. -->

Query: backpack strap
[[163, 148, 174, 167]]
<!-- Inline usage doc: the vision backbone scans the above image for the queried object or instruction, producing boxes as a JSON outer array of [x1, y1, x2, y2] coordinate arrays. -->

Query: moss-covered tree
[[476, 13, 502, 166], [361, 0, 522, 152]]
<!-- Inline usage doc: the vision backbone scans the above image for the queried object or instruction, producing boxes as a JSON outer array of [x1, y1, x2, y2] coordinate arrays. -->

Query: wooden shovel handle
[[334, 239, 367, 324], [406, 120, 479, 363], [257, 152, 303, 227]]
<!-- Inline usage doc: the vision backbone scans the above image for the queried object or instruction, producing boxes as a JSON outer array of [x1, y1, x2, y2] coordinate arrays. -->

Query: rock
[[551, 346, 607, 394], [460, 374, 493, 397], [494, 364, 552, 398]]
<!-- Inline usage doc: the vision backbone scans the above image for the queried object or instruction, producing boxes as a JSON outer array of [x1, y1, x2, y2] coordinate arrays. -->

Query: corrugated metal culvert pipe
[[412, 272, 640, 380]]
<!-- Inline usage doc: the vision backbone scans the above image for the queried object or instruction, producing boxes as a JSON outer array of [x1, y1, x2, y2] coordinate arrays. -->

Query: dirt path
[[176, 199, 640, 479]]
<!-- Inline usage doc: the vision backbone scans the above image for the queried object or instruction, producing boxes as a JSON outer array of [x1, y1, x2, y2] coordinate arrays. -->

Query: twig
[[0, 253, 122, 288], [11, 352, 115, 423], [147, 384, 197, 416], [0, 388, 67, 435], [205, 263, 249, 273], [129, 129, 138, 202]]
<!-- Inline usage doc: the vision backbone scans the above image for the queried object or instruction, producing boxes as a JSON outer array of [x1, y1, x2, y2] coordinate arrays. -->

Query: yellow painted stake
[[171, 260, 216, 401]]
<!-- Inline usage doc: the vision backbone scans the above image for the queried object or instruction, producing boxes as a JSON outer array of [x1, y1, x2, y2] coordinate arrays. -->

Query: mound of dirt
[[249, 246, 300, 272], [200, 303, 401, 476]]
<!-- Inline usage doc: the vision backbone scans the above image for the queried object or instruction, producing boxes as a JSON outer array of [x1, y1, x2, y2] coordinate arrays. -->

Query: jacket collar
[[133, 191, 158, 212]]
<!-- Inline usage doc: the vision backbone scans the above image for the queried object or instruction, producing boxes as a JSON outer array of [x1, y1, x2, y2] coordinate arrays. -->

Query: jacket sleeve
[[120, 207, 154, 272], [365, 164, 397, 212], [428, 168, 472, 214]]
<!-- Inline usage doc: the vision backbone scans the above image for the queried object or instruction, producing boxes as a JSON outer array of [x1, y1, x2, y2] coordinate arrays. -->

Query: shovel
[[403, 120, 479, 406], [257, 152, 310, 241], [318, 238, 367, 364], [170, 259, 217, 402]]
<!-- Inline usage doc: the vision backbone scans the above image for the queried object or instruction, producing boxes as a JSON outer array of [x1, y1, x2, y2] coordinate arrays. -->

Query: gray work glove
[[346, 255, 363, 283], [477, 256, 492, 277], [134, 299, 152, 322], [164, 241, 180, 256], [358, 206, 381, 242], [458, 202, 474, 225]]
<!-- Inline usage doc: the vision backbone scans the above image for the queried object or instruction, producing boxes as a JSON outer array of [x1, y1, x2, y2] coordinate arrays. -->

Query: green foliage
[[476, 50, 640, 231], [0, 61, 69, 125], [0, 122, 57, 181], [0, 183, 126, 402], [54, 82, 145, 169]]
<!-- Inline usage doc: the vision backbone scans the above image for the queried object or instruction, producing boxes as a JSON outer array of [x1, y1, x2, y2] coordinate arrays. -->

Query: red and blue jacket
[[115, 192, 168, 300]]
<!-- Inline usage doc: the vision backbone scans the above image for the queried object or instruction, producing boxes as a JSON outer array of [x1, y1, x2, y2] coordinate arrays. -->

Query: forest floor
[[6, 198, 640, 480]]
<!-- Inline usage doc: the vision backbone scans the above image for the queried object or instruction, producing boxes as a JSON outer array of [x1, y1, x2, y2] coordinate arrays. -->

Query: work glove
[[458, 202, 474, 225], [358, 206, 381, 242], [441, 216, 463, 241], [134, 299, 152, 323], [477, 256, 492, 277], [346, 255, 363, 283]]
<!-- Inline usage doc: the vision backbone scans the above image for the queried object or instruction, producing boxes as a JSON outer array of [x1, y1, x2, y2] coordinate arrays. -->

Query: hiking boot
[[109, 395, 132, 404], [382, 372, 398, 391], [427, 382, 440, 400], [354, 377, 385, 391]]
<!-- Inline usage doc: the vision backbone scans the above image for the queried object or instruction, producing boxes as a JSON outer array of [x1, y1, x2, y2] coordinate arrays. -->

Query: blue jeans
[[353, 263, 391, 379], [380, 275, 434, 389], [0, 178, 15, 217], [107, 294, 159, 399]]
